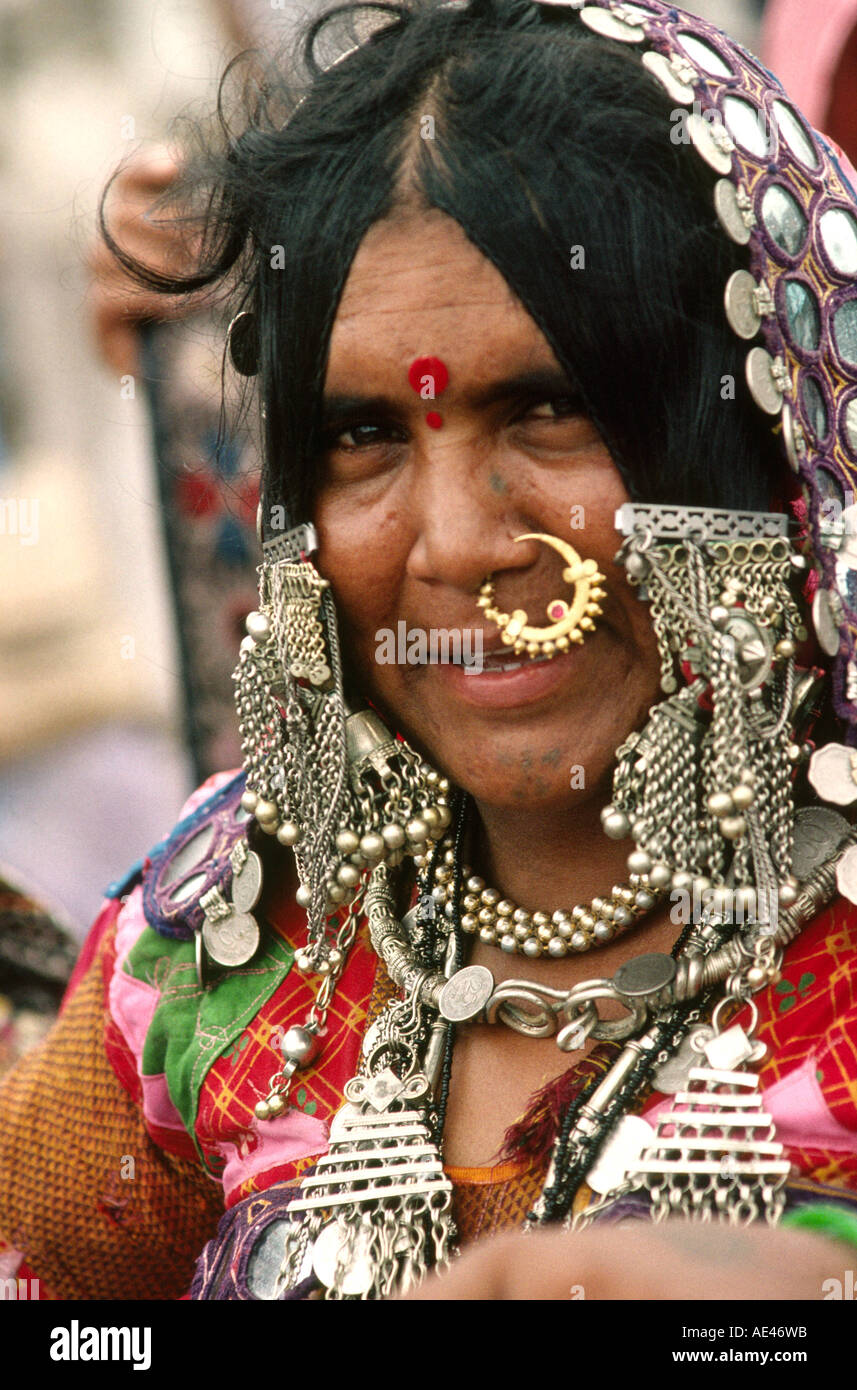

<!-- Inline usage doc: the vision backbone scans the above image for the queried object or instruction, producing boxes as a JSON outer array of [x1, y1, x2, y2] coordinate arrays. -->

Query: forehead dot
[[408, 356, 449, 394]]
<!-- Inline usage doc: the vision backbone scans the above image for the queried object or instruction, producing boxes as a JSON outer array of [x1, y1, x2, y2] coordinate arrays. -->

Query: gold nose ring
[[476, 533, 606, 657]]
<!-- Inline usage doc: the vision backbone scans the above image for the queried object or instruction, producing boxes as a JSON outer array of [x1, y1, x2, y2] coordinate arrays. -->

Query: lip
[[433, 645, 580, 709]]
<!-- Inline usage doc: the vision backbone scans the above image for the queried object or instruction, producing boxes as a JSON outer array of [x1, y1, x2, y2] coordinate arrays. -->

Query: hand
[[88, 145, 200, 375], [399, 1220, 851, 1300]]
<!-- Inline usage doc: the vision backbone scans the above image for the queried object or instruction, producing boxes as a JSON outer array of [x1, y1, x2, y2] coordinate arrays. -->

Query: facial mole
[[487, 472, 508, 496]]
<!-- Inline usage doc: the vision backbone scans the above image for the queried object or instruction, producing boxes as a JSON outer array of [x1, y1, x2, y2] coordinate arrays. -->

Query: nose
[[404, 436, 539, 595]]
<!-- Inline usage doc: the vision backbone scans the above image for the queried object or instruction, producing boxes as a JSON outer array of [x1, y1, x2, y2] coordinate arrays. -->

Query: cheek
[[315, 496, 409, 651]]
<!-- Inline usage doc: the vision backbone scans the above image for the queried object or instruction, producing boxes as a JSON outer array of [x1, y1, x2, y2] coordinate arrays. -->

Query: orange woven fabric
[[447, 1159, 549, 1243], [0, 920, 223, 1299]]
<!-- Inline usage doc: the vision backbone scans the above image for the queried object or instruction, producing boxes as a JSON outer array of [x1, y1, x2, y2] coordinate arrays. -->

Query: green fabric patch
[[124, 925, 293, 1165]]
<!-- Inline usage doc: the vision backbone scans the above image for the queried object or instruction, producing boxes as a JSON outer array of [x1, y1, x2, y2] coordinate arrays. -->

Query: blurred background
[[0, 0, 844, 1007]]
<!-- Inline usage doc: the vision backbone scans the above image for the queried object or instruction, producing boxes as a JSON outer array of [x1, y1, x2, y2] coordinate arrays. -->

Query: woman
[[2, 0, 857, 1301]]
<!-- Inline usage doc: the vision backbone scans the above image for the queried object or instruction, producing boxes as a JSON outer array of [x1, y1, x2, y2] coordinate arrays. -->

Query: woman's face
[[313, 210, 663, 812]]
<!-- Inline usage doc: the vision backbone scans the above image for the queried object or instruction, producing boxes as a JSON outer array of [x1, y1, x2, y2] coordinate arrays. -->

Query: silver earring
[[234, 522, 452, 972], [603, 504, 810, 923]]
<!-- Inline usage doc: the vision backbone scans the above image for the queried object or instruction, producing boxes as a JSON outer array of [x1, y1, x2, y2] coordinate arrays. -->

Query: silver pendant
[[835, 843, 857, 906], [808, 742, 857, 806], [202, 909, 260, 967], [586, 1115, 655, 1196], [791, 806, 851, 881], [631, 1025, 788, 1225], [285, 1067, 454, 1299], [438, 964, 495, 1022], [650, 1024, 715, 1094], [231, 846, 263, 914]]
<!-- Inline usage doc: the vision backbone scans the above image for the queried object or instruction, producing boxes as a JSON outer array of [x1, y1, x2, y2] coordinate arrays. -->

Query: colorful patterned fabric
[[0, 905, 223, 1300]]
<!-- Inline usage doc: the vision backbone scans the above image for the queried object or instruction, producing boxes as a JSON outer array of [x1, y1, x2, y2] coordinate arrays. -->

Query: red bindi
[[407, 356, 449, 395], [408, 356, 449, 428]]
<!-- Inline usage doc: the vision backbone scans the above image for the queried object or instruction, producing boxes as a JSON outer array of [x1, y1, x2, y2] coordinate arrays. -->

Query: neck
[[468, 781, 633, 912]]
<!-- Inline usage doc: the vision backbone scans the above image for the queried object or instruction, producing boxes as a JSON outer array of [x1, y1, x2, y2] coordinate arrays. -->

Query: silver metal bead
[[295, 885, 312, 909], [499, 933, 517, 954], [648, 861, 672, 890], [359, 832, 385, 860], [522, 938, 542, 958], [277, 821, 301, 847], [478, 926, 497, 945], [514, 921, 531, 942], [255, 798, 279, 825], [707, 791, 734, 818], [612, 906, 633, 927], [719, 815, 746, 840], [570, 931, 589, 952], [594, 921, 614, 942], [282, 1025, 321, 1066], [461, 913, 478, 933], [778, 881, 798, 907], [405, 818, 429, 843], [336, 863, 361, 887], [547, 937, 567, 958], [537, 923, 553, 944], [381, 823, 406, 850], [335, 829, 360, 854], [245, 610, 271, 642], [627, 850, 652, 875], [672, 871, 693, 891], [497, 899, 514, 917], [601, 808, 631, 840], [481, 888, 501, 908], [466, 876, 486, 895], [731, 784, 754, 810], [241, 790, 259, 814]]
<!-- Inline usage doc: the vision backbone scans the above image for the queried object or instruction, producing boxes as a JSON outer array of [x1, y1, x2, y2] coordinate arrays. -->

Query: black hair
[[100, 0, 784, 525]]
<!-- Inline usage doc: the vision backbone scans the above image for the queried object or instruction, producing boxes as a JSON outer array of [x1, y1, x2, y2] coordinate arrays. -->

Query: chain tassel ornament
[[233, 524, 451, 973], [603, 505, 808, 928]]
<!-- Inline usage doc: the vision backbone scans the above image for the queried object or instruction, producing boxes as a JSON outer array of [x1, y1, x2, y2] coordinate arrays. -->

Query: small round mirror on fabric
[[246, 1219, 298, 1299], [161, 824, 216, 885], [309, 2, 404, 73], [819, 207, 857, 277], [168, 870, 209, 905], [722, 96, 770, 158], [801, 375, 829, 442], [773, 100, 821, 169], [816, 466, 846, 550], [843, 396, 857, 456], [833, 297, 857, 367], [677, 31, 732, 77], [784, 279, 821, 352], [761, 184, 807, 256]]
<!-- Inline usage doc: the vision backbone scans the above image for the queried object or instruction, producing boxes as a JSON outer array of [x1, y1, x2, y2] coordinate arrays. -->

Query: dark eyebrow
[[319, 370, 582, 427]]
